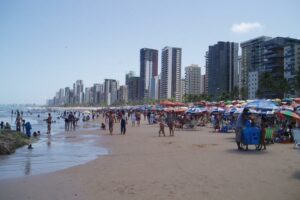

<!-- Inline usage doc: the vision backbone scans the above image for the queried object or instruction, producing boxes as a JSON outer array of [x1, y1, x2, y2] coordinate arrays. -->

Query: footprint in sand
[[193, 144, 218, 148]]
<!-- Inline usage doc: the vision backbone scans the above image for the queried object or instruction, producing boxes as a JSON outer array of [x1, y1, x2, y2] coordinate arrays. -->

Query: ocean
[[0, 105, 108, 180]]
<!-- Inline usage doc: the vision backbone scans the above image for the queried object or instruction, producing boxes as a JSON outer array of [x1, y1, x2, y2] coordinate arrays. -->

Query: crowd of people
[[2, 102, 299, 152]]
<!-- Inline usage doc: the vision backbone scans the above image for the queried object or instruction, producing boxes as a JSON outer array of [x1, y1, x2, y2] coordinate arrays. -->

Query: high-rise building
[[206, 42, 238, 98], [73, 80, 84, 104], [262, 37, 300, 98], [185, 64, 201, 95], [284, 43, 300, 97], [160, 47, 182, 101], [117, 85, 128, 103], [140, 48, 158, 100], [128, 77, 140, 102], [104, 79, 118, 106], [93, 83, 104, 105], [240, 36, 272, 99], [181, 79, 185, 101], [64, 87, 71, 105], [150, 76, 159, 100], [200, 74, 205, 94], [125, 71, 135, 86], [84, 87, 93, 104]]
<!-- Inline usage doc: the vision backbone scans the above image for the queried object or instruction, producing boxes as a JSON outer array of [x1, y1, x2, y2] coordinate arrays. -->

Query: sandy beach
[[0, 118, 299, 200]]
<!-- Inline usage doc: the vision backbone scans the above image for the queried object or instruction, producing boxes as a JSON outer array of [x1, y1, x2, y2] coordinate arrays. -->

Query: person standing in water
[[46, 113, 52, 134], [15, 113, 21, 132]]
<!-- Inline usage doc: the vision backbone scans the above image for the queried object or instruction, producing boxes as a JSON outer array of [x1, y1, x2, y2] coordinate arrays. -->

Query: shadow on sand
[[226, 148, 269, 155], [292, 171, 300, 180]]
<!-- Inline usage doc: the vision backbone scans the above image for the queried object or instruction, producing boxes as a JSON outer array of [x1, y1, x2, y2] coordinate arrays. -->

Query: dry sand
[[0, 118, 299, 200]]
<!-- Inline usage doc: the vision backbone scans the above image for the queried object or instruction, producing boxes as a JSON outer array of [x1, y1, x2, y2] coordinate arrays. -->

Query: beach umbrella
[[83, 110, 91, 115], [245, 100, 279, 111], [210, 107, 225, 114], [282, 98, 293, 103], [160, 100, 175, 107], [225, 100, 232, 105], [280, 105, 294, 111], [185, 107, 206, 114], [294, 98, 300, 104], [276, 110, 300, 121], [173, 102, 185, 106], [174, 107, 188, 113]]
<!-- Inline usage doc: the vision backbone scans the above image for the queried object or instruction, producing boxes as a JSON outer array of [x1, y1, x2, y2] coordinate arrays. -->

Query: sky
[[0, 0, 299, 104]]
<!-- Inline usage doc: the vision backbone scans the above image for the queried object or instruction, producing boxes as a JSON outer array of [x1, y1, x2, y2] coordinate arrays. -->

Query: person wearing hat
[[235, 108, 250, 150]]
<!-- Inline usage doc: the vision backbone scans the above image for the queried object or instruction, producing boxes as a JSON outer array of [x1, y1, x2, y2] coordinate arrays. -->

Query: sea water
[[0, 105, 108, 180]]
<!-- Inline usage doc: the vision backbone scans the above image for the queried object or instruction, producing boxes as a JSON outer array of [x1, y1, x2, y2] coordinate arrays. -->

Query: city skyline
[[0, 0, 299, 104]]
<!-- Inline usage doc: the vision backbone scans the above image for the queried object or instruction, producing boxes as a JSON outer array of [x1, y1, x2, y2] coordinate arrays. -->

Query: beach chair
[[265, 127, 274, 144]]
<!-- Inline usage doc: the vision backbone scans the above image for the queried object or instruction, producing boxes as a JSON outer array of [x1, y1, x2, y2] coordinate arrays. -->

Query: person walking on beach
[[166, 111, 175, 136], [136, 111, 141, 127], [120, 110, 126, 135], [235, 108, 249, 150], [131, 112, 136, 127], [46, 113, 52, 134], [158, 114, 166, 137], [108, 112, 114, 135], [260, 116, 267, 150]]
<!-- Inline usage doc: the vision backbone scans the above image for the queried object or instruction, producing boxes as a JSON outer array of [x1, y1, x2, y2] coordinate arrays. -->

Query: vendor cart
[[241, 127, 262, 151]]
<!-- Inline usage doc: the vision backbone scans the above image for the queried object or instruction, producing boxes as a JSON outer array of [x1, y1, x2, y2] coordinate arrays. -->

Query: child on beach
[[101, 123, 106, 130], [158, 115, 165, 137]]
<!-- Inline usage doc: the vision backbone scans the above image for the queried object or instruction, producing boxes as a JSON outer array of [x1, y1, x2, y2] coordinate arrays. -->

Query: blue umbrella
[[245, 100, 279, 111]]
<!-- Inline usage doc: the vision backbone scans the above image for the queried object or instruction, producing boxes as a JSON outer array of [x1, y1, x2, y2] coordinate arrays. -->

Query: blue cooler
[[242, 127, 261, 145]]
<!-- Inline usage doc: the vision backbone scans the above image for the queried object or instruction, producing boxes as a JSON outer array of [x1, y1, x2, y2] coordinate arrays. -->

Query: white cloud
[[231, 22, 262, 34]]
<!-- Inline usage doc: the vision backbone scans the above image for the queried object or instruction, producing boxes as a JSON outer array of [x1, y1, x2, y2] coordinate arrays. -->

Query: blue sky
[[0, 0, 299, 104]]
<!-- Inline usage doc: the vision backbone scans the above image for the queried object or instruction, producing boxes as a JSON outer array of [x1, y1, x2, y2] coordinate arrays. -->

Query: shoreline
[[0, 120, 109, 180], [0, 119, 299, 200]]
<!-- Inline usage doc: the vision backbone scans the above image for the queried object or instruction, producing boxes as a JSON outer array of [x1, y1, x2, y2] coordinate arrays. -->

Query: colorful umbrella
[[245, 100, 279, 110], [276, 110, 300, 121]]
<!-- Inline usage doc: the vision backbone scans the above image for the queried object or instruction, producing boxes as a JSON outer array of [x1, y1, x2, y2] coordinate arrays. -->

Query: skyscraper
[[206, 42, 238, 98], [261, 37, 300, 98], [73, 80, 84, 104], [140, 48, 158, 100], [125, 71, 135, 86], [284, 43, 300, 97], [150, 76, 159, 100], [117, 85, 128, 103], [128, 76, 140, 102], [160, 47, 182, 101], [240, 36, 272, 99], [180, 79, 185, 101], [185, 64, 202, 95], [104, 79, 118, 106], [93, 83, 104, 105]]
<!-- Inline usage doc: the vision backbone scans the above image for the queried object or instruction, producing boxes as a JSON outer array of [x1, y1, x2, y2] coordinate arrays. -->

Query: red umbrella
[[173, 102, 185, 106], [160, 100, 174, 106]]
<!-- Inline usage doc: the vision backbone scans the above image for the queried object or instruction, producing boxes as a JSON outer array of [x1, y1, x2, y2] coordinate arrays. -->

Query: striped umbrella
[[276, 110, 300, 121]]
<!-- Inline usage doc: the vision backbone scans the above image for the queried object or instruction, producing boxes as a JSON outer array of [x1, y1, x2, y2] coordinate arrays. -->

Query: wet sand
[[0, 118, 299, 200]]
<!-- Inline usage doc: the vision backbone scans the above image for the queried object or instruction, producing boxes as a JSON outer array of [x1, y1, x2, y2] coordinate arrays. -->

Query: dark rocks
[[0, 130, 30, 155]]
